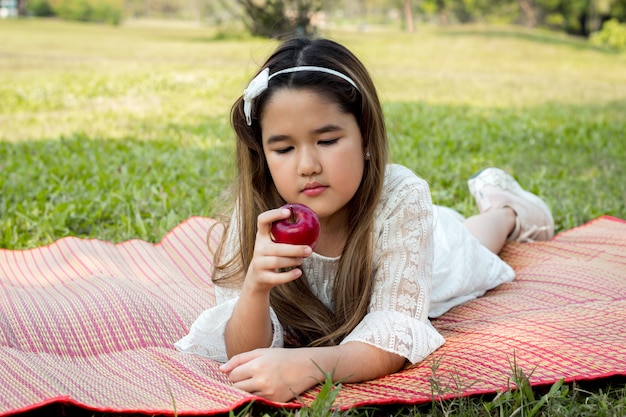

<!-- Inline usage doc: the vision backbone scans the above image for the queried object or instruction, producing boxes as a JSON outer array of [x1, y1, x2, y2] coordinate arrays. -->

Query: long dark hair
[[214, 37, 389, 347]]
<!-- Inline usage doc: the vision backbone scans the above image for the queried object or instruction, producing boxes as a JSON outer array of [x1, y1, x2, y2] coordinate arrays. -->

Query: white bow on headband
[[242, 66, 360, 126]]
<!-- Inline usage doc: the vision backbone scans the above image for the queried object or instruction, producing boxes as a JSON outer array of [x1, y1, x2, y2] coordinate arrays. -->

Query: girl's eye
[[319, 138, 339, 146], [275, 146, 293, 155]]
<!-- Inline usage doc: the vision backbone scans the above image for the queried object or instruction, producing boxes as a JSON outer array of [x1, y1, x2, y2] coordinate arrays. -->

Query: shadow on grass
[[0, 122, 236, 249], [438, 26, 599, 51], [384, 98, 626, 231], [1, 99, 624, 248]]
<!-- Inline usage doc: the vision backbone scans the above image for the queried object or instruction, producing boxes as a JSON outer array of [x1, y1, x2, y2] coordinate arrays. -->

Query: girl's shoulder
[[373, 163, 434, 241], [375, 164, 432, 218], [383, 164, 430, 196]]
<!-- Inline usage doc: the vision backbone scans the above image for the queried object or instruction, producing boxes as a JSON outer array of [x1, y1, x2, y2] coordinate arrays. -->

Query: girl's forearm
[[220, 340, 407, 402], [307, 341, 407, 384], [224, 284, 273, 358]]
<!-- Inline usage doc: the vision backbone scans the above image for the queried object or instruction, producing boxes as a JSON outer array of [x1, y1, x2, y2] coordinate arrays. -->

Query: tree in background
[[26, 0, 122, 23], [522, 0, 624, 35], [412, 0, 625, 33], [518, 0, 537, 26], [215, 0, 327, 38], [21, 0, 626, 40], [404, 0, 415, 32]]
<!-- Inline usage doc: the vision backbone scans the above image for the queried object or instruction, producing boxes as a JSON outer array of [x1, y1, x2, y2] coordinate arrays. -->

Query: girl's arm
[[220, 341, 405, 402], [224, 208, 313, 358], [224, 278, 274, 358]]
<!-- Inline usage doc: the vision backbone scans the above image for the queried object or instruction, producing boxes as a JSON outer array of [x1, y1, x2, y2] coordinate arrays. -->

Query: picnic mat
[[1, 215, 625, 416]]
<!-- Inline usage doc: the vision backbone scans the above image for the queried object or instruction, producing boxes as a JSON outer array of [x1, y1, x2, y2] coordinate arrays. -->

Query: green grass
[[1, 19, 625, 248], [2, 17, 626, 416]]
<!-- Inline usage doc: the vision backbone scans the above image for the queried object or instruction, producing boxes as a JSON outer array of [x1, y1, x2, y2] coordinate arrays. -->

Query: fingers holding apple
[[246, 206, 316, 290], [270, 203, 320, 249]]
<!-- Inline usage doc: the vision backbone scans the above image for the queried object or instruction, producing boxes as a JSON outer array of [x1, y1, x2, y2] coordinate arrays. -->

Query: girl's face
[[261, 88, 365, 230]]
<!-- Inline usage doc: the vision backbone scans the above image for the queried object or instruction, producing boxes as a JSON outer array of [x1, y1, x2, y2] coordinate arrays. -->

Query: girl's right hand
[[244, 207, 313, 293]]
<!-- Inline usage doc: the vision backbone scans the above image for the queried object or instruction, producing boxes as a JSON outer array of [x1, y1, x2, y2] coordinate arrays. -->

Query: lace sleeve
[[174, 207, 284, 362], [174, 296, 284, 362], [341, 165, 445, 363]]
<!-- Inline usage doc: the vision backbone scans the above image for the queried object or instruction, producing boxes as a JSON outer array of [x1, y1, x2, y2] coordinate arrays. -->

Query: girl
[[175, 37, 554, 402]]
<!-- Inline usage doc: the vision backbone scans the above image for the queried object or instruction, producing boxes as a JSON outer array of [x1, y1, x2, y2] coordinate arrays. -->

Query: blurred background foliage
[[8, 0, 626, 50]]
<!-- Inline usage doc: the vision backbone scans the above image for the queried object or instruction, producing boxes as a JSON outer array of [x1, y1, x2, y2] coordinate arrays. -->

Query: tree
[[217, 0, 326, 38], [404, 0, 415, 32], [17, 0, 27, 15], [518, 0, 537, 26]]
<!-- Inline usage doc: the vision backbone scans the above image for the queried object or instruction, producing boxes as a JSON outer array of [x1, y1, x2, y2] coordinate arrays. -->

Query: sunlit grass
[[1, 19, 625, 250]]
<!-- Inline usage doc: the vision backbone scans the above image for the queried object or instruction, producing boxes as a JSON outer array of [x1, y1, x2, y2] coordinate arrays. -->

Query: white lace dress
[[175, 164, 514, 364]]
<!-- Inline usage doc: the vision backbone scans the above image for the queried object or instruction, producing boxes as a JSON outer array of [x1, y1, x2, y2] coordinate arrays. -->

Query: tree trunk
[[436, 0, 449, 25], [404, 0, 415, 33], [517, 0, 537, 27], [17, 0, 27, 16]]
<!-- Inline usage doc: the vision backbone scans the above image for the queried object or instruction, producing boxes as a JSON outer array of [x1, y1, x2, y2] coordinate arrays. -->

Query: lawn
[[2, 18, 625, 249], [1, 17, 626, 416]]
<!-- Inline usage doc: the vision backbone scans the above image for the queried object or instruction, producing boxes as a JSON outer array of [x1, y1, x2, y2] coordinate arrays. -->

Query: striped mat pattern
[[1, 216, 625, 415]]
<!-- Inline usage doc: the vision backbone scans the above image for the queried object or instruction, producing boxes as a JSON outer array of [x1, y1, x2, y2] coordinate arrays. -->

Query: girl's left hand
[[219, 348, 323, 402]]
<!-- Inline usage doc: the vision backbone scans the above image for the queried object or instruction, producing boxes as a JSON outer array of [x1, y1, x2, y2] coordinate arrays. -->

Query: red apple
[[271, 203, 320, 249]]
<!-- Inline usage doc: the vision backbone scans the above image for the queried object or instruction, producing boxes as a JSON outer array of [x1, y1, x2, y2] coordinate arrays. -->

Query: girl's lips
[[302, 186, 327, 197]]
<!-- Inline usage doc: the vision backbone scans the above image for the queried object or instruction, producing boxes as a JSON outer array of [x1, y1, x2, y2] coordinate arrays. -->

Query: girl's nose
[[297, 148, 321, 176]]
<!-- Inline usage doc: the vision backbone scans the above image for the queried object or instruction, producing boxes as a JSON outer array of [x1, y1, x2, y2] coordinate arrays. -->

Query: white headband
[[243, 66, 360, 126]]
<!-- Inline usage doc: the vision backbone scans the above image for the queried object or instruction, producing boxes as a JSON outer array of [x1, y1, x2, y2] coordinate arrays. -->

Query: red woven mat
[[1, 216, 625, 415]]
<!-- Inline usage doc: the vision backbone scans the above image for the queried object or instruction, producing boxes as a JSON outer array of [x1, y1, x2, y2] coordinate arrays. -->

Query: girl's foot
[[468, 168, 554, 242]]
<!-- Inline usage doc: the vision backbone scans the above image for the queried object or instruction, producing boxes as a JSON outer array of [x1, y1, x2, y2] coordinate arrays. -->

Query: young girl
[[175, 37, 554, 402]]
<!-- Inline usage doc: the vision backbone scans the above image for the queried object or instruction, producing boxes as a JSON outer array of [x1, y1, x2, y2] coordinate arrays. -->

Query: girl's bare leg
[[463, 207, 516, 254], [467, 168, 554, 246]]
